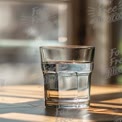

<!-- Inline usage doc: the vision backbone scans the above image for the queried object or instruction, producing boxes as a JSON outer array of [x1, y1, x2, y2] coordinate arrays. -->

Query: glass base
[[45, 100, 90, 109]]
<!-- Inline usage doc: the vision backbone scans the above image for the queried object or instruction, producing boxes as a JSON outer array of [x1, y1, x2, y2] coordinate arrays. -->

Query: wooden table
[[0, 85, 121, 122]]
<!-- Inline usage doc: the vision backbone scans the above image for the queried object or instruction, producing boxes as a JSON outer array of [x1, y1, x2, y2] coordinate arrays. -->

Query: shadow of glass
[[91, 92, 122, 103]]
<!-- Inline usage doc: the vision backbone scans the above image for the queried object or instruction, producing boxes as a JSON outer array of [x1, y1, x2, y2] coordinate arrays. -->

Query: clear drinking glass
[[40, 46, 95, 109]]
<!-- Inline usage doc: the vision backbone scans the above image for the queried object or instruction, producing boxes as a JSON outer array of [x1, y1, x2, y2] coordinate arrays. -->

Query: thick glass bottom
[[45, 99, 90, 109]]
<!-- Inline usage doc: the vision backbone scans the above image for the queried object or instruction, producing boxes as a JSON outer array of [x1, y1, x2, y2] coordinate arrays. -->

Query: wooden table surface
[[0, 85, 121, 122]]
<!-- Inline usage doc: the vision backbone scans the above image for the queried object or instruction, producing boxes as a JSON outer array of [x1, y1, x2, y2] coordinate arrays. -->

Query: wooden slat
[[0, 85, 121, 122]]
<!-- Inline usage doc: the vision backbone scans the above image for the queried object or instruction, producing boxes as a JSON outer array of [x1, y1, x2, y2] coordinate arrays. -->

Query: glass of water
[[40, 46, 95, 109]]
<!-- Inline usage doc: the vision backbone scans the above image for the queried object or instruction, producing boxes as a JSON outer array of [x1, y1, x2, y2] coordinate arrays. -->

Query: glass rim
[[39, 45, 95, 49]]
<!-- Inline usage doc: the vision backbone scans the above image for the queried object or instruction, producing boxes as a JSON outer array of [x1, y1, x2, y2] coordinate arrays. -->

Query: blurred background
[[0, 0, 122, 86]]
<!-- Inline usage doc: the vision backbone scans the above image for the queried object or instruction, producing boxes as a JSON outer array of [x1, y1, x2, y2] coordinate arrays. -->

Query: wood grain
[[0, 85, 121, 122]]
